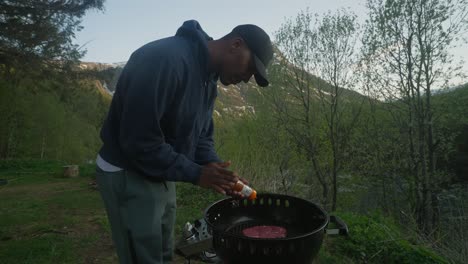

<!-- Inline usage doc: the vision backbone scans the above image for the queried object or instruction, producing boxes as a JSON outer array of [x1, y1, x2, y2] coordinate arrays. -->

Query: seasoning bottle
[[233, 181, 257, 200]]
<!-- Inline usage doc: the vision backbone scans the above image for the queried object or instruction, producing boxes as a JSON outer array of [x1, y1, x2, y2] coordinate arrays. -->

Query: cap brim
[[253, 55, 269, 87]]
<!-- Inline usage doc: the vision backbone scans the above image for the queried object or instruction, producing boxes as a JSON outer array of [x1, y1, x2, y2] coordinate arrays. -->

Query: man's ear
[[230, 37, 243, 52]]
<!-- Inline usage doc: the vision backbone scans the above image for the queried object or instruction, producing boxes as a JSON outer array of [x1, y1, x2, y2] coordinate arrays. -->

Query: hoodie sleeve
[[118, 54, 202, 184], [195, 116, 222, 165]]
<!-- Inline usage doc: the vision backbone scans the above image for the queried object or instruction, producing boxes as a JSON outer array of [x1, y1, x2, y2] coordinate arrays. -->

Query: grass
[[0, 160, 222, 264], [0, 161, 115, 264]]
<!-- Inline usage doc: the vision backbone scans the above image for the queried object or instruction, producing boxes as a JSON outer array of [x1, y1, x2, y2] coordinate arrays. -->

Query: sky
[[75, 0, 467, 84], [75, 0, 368, 63]]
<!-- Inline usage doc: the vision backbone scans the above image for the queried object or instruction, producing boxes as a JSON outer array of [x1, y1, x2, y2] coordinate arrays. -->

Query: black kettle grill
[[204, 193, 348, 264]]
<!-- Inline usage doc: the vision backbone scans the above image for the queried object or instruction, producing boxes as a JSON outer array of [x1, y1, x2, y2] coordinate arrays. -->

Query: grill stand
[[175, 218, 221, 263]]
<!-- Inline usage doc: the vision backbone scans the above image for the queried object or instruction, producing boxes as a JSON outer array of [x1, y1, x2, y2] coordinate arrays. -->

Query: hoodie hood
[[176, 20, 213, 77], [176, 20, 213, 43]]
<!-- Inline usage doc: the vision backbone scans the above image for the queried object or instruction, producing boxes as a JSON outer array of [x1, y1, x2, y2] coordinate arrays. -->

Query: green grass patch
[[0, 235, 76, 264], [0, 160, 111, 263]]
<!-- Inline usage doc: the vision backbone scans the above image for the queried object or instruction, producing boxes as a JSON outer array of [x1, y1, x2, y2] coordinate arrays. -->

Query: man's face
[[219, 38, 256, 86]]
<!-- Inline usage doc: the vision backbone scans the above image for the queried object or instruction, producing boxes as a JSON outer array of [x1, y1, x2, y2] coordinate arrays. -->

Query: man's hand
[[198, 162, 238, 195], [198, 161, 246, 198], [205, 161, 249, 184]]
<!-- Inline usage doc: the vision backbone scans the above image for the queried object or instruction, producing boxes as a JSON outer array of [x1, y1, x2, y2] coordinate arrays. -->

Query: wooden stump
[[63, 165, 79, 178]]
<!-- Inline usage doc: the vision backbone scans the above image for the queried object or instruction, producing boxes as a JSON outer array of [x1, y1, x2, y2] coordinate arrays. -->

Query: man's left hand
[[205, 161, 248, 199]]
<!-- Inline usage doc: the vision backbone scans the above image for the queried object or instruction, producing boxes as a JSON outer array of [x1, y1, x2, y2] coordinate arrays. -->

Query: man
[[96, 20, 273, 263]]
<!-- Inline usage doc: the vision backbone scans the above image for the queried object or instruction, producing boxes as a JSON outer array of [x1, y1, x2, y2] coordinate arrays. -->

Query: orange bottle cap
[[249, 190, 257, 200]]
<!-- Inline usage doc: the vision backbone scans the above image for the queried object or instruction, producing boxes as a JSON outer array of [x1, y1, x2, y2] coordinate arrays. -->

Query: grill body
[[204, 194, 329, 264]]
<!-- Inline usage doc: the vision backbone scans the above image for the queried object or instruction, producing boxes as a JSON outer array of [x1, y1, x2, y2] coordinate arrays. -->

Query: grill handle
[[326, 215, 348, 236]]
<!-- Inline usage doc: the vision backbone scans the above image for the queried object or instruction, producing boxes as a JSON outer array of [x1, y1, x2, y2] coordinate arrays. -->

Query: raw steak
[[242, 225, 287, 238]]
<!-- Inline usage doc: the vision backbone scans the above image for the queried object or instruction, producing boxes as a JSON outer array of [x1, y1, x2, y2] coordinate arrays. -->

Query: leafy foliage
[[0, 0, 105, 76], [0, 78, 110, 163]]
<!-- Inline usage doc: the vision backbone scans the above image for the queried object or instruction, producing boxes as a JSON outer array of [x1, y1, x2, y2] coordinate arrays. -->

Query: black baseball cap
[[232, 24, 273, 87]]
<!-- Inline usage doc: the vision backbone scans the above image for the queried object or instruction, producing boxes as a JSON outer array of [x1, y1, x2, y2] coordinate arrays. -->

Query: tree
[[0, 0, 105, 78], [273, 9, 362, 210], [362, 0, 468, 233], [312, 9, 364, 211], [272, 10, 329, 205]]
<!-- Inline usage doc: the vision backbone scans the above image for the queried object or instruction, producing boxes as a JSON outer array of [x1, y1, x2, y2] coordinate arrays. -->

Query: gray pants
[[96, 167, 176, 264]]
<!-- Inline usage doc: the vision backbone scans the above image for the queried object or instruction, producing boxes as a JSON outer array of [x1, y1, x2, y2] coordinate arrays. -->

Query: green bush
[[0, 159, 63, 173], [324, 212, 448, 263]]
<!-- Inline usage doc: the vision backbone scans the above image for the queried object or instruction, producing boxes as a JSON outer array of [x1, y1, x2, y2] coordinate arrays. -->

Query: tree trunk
[[426, 76, 439, 235], [40, 134, 46, 159], [311, 157, 329, 207]]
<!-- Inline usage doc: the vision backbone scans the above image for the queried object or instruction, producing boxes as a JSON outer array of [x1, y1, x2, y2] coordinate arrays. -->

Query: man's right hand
[[197, 163, 239, 195]]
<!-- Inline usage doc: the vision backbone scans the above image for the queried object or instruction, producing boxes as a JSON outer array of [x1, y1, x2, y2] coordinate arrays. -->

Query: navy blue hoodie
[[98, 20, 221, 183]]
